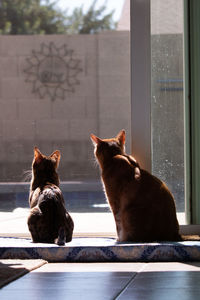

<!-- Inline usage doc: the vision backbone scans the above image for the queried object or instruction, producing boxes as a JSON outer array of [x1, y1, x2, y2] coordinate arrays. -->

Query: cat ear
[[90, 134, 102, 146], [117, 130, 126, 145], [34, 147, 43, 163], [50, 150, 61, 168]]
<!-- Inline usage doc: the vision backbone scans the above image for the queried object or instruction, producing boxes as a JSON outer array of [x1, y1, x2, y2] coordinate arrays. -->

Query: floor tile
[[118, 287, 200, 300], [34, 262, 146, 272], [117, 262, 200, 300], [1, 263, 145, 300], [140, 262, 200, 272]]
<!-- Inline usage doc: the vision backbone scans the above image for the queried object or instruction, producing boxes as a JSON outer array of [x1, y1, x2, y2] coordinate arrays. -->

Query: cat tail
[[38, 194, 73, 246], [56, 227, 66, 246], [38, 196, 65, 244], [55, 208, 74, 245], [55, 206, 73, 245]]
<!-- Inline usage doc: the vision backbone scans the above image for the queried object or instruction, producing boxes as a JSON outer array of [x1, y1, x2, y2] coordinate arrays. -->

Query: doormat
[[0, 259, 47, 288]]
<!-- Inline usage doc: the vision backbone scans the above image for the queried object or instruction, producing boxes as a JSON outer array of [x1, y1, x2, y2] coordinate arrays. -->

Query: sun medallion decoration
[[24, 42, 82, 101]]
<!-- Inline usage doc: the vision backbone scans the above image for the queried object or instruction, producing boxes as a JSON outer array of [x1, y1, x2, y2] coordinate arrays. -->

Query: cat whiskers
[[90, 155, 98, 168], [23, 170, 32, 182]]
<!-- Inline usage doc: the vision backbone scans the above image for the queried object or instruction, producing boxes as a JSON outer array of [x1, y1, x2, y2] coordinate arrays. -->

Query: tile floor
[[1, 262, 200, 300]]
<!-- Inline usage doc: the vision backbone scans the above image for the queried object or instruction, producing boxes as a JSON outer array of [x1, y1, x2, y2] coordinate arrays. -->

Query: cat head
[[90, 130, 126, 166], [33, 147, 61, 168], [31, 147, 61, 187]]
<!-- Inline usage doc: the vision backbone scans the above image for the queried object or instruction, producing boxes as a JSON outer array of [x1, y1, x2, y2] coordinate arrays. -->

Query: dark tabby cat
[[27, 147, 74, 245], [91, 130, 181, 242]]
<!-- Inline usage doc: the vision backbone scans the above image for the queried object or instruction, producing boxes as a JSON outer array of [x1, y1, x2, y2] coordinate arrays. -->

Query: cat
[[27, 147, 74, 245], [91, 130, 181, 242]]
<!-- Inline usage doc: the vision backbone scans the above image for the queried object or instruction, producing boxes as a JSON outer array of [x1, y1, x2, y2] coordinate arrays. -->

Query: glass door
[[151, 0, 185, 223]]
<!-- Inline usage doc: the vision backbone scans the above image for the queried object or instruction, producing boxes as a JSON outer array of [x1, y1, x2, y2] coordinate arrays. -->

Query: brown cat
[[27, 147, 74, 245], [91, 130, 181, 242]]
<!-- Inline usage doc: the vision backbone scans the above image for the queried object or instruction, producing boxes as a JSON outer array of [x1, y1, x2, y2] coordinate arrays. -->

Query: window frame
[[130, 0, 151, 172], [186, 0, 200, 225]]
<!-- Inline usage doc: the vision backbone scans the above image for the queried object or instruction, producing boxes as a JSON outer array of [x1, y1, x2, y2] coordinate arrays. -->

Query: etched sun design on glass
[[24, 42, 82, 101]]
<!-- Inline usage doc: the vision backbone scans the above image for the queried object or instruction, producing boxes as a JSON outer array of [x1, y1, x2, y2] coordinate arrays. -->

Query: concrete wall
[[0, 32, 131, 182]]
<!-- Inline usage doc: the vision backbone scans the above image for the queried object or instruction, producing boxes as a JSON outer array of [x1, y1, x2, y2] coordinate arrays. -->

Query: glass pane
[[151, 0, 185, 223], [0, 0, 130, 235]]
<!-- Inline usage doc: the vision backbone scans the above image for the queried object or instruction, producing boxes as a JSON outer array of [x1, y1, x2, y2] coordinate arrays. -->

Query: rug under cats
[[0, 259, 47, 288], [1, 236, 200, 262]]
